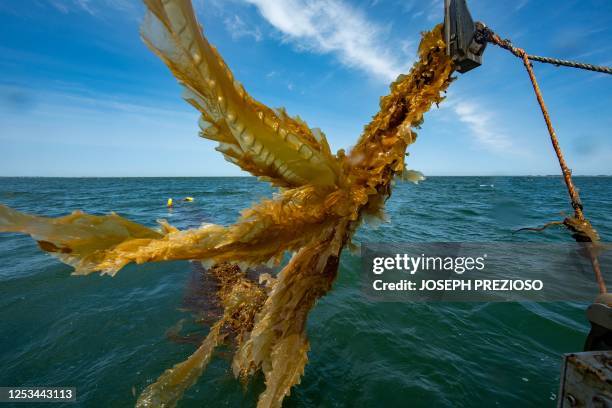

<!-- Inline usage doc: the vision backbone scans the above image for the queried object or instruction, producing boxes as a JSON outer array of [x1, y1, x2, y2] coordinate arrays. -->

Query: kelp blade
[[136, 322, 223, 408], [0, 204, 163, 275]]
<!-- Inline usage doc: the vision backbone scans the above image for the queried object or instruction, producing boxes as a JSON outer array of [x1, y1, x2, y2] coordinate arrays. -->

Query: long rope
[[527, 55, 612, 75], [473, 25, 612, 75], [479, 27, 607, 294]]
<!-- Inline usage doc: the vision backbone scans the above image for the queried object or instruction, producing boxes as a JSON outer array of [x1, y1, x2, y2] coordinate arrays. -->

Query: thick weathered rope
[[527, 55, 612, 75], [473, 25, 612, 75], [478, 26, 607, 294]]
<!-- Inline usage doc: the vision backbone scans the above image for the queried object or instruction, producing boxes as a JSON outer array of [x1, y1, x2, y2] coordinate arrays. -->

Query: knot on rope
[[563, 216, 600, 243], [479, 27, 526, 59]]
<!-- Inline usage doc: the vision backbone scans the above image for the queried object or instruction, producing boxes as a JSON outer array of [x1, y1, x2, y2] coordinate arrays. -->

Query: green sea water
[[1, 176, 610, 407]]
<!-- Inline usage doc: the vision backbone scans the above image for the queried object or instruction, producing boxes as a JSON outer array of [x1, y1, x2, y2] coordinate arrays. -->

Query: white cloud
[[47, 0, 138, 17], [242, 0, 409, 81], [515, 0, 529, 11], [450, 99, 514, 152], [73, 0, 95, 15], [48, 0, 97, 15], [224, 14, 263, 42]]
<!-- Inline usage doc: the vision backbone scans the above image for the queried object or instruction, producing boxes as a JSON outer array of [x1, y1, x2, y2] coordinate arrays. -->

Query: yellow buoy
[[183, 197, 194, 202], [167, 198, 173, 207]]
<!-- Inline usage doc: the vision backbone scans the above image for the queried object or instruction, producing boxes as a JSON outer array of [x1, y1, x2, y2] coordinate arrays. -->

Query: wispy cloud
[[47, 0, 138, 17], [242, 0, 409, 81], [48, 0, 98, 15], [48, 1, 70, 14], [224, 14, 263, 42], [515, 0, 529, 11], [449, 99, 514, 152]]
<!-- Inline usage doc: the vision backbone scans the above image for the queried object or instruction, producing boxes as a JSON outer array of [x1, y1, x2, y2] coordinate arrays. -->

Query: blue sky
[[0, 0, 611, 176]]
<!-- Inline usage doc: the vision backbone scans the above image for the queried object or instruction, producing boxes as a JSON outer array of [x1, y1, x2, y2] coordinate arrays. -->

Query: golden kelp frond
[[230, 27, 453, 407], [0, 204, 163, 274], [0, 185, 348, 275], [141, 0, 341, 188], [132, 222, 347, 408], [94, 185, 348, 273], [136, 263, 267, 408], [136, 320, 224, 408], [347, 24, 453, 215], [233, 219, 349, 408]]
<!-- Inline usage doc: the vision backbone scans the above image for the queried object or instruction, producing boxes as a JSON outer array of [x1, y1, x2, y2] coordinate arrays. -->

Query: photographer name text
[[370, 254, 543, 292]]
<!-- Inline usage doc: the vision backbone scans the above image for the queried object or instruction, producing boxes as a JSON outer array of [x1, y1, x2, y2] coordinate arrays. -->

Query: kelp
[[136, 263, 267, 407], [0, 0, 454, 406]]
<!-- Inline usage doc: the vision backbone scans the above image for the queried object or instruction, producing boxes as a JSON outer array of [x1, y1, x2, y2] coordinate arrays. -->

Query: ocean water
[[1, 176, 611, 407]]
